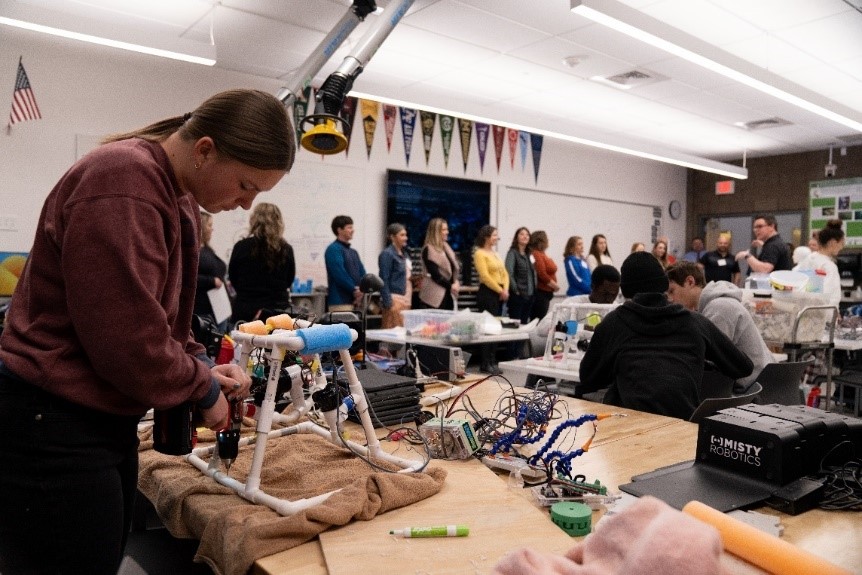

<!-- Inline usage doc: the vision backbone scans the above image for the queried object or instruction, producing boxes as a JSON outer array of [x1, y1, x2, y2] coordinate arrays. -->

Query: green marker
[[389, 525, 469, 538]]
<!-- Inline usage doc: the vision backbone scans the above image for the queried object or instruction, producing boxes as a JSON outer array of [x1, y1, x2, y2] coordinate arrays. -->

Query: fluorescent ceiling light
[[349, 90, 748, 179], [0, 16, 215, 66], [571, 0, 862, 134]]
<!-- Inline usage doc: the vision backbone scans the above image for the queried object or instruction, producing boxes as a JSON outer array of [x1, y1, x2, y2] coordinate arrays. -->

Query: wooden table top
[[242, 382, 861, 575]]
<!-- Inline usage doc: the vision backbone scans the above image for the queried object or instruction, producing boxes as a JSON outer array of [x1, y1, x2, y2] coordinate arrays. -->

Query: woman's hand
[[499, 290, 509, 302], [451, 280, 460, 296], [211, 363, 251, 402], [199, 394, 229, 431], [214, 277, 223, 288]]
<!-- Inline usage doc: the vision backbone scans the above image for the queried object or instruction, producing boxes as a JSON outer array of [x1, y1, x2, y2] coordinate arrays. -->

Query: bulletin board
[[809, 177, 862, 247]]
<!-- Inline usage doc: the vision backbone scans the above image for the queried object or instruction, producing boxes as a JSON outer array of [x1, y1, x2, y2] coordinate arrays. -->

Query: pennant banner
[[420, 111, 436, 165], [507, 128, 518, 170], [383, 104, 397, 151], [340, 96, 358, 157], [530, 133, 544, 183], [439, 115, 454, 169], [475, 122, 490, 173], [492, 125, 506, 173], [458, 118, 473, 173], [519, 131, 529, 172], [8, 57, 42, 129], [360, 99, 379, 159], [399, 107, 417, 166]]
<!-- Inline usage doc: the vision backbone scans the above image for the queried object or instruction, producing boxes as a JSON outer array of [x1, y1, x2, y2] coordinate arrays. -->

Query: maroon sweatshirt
[[0, 139, 216, 416]]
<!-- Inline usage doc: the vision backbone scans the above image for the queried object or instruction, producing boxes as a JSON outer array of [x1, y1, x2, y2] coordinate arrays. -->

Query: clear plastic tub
[[401, 309, 482, 342]]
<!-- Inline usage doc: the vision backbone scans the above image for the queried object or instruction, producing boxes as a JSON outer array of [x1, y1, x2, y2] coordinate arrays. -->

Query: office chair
[[699, 363, 735, 400], [689, 382, 762, 424], [753, 359, 813, 405]]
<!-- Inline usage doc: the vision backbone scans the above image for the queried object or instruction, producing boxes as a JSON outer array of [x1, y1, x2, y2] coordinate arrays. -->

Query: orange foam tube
[[682, 501, 852, 575], [266, 313, 294, 330], [237, 320, 268, 335]]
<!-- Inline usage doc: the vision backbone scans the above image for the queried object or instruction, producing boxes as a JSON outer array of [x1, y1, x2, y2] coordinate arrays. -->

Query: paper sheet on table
[[207, 284, 232, 324]]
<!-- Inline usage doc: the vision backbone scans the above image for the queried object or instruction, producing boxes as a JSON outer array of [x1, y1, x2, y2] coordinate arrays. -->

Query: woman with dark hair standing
[[530, 230, 559, 320], [419, 217, 461, 310], [473, 225, 509, 374], [194, 211, 230, 328], [229, 202, 295, 323], [504, 226, 537, 325], [378, 222, 412, 328], [0, 89, 293, 574], [794, 219, 845, 307], [587, 233, 614, 272]]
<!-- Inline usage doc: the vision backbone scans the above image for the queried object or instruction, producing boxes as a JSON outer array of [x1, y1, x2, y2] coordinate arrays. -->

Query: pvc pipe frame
[[185, 323, 424, 517]]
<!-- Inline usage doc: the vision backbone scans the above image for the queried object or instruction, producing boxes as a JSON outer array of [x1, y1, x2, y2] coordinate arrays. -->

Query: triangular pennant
[[292, 86, 313, 149], [360, 99, 379, 159], [383, 104, 397, 152], [458, 118, 473, 173], [439, 114, 454, 169], [519, 131, 529, 172], [507, 128, 518, 170], [475, 122, 490, 173], [419, 110, 436, 165], [492, 125, 506, 173], [340, 96, 358, 157], [530, 133, 544, 183], [399, 107, 417, 166]]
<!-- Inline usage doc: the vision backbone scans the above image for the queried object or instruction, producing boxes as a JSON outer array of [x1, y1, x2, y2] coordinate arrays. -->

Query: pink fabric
[[493, 497, 725, 575]]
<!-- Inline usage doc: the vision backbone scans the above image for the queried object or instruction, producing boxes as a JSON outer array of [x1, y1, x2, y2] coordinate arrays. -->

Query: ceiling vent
[[591, 68, 668, 90], [736, 117, 792, 131]]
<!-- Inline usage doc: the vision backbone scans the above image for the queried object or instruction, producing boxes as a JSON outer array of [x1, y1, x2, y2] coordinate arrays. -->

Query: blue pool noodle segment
[[296, 324, 354, 355]]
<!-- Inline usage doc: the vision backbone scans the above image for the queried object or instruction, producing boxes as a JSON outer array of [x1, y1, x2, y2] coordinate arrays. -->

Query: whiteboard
[[218, 159, 365, 288], [497, 185, 659, 271]]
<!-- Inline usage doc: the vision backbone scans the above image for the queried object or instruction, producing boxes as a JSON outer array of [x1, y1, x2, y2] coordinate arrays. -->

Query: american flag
[[8, 57, 42, 128]]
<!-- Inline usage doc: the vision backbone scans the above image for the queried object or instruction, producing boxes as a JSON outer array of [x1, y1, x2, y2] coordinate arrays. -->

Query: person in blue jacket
[[564, 235, 591, 296], [324, 215, 366, 311]]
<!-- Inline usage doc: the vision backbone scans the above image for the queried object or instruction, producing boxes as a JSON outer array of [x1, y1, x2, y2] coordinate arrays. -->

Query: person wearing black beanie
[[579, 252, 752, 420]]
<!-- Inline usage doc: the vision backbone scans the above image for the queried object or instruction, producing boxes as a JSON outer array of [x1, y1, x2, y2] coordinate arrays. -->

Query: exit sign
[[715, 180, 735, 195]]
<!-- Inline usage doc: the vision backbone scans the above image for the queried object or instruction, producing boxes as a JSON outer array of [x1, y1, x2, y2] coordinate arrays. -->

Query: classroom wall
[[0, 27, 688, 288], [686, 145, 862, 243]]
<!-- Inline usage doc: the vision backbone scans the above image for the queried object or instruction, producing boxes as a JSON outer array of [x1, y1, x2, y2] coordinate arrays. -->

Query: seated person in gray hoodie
[[579, 252, 752, 420], [666, 261, 774, 392]]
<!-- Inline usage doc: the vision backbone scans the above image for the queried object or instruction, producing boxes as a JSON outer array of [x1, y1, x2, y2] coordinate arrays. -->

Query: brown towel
[[138, 423, 446, 575]]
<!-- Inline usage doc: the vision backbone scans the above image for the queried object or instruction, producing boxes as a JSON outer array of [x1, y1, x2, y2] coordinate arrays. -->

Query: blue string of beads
[[489, 401, 553, 455], [528, 414, 597, 467]]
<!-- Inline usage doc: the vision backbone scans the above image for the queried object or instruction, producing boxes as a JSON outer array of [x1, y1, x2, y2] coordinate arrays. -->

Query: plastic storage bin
[[741, 289, 831, 345], [401, 309, 482, 343]]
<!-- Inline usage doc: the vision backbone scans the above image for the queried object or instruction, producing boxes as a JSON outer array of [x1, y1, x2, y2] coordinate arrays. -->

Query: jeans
[[0, 370, 140, 575]]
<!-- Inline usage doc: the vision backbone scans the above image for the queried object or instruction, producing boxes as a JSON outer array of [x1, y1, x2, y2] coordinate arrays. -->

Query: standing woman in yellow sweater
[[473, 225, 509, 374]]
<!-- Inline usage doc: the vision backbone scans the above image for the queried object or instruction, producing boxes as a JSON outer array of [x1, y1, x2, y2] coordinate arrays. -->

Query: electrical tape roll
[[297, 324, 353, 355]]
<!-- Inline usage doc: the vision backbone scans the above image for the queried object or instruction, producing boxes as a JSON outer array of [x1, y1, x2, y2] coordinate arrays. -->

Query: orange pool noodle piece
[[266, 314, 295, 330], [238, 320, 268, 335], [682, 500, 852, 575]]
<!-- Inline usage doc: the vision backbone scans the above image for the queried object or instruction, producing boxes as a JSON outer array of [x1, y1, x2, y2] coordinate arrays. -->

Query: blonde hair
[[423, 218, 448, 250], [248, 203, 289, 271], [199, 211, 213, 247]]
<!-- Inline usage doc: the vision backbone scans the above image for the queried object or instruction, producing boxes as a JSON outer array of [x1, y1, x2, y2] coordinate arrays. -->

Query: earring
[[194, 163, 200, 169]]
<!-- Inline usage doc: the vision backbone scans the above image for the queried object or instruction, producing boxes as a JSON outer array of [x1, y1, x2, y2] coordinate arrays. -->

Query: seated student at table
[[535, 265, 620, 340], [666, 262, 773, 392], [579, 252, 752, 420]]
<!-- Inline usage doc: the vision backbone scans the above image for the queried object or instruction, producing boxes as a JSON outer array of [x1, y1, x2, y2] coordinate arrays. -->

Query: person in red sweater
[[529, 230, 560, 320], [0, 89, 295, 575]]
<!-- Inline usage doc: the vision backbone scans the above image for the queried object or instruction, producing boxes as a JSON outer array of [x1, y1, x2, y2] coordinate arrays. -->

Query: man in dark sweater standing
[[579, 252, 752, 420], [325, 215, 366, 312], [735, 214, 793, 274]]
